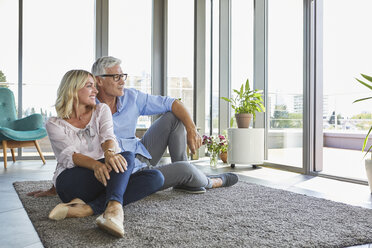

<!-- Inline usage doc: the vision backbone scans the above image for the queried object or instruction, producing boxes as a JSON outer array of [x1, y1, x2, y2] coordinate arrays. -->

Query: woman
[[46, 70, 164, 238]]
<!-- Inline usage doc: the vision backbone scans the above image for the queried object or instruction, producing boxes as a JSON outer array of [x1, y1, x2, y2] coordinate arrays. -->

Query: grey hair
[[91, 56, 122, 76]]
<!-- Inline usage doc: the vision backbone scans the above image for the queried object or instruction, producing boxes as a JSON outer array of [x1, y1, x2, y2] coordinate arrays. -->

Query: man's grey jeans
[[139, 112, 210, 190]]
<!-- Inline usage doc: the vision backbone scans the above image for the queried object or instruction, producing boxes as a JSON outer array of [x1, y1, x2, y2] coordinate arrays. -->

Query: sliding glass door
[[320, 0, 372, 180], [267, 0, 304, 168]]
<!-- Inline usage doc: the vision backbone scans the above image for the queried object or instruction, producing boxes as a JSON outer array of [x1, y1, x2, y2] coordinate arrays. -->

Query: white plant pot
[[365, 159, 372, 193], [227, 128, 264, 164]]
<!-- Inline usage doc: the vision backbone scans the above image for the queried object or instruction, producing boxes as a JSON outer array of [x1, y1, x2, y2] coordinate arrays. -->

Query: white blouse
[[46, 103, 121, 186]]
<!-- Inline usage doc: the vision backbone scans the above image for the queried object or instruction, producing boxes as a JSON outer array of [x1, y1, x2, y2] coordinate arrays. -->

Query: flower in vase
[[202, 134, 228, 156]]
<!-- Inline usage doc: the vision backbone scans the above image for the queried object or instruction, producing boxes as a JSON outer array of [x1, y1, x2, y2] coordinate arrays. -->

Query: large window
[[167, 0, 194, 119], [205, 0, 212, 135], [0, 0, 18, 158], [109, 0, 152, 128], [231, 0, 254, 127], [0, 0, 18, 93], [22, 0, 95, 157], [321, 0, 372, 180], [1, 0, 370, 186], [267, 0, 304, 167], [205, 0, 219, 135]]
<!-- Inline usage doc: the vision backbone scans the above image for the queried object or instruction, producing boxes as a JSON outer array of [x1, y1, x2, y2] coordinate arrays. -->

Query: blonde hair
[[55, 70, 96, 118]]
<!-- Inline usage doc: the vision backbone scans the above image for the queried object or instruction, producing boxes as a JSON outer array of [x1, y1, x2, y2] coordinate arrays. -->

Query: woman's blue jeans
[[55, 151, 164, 215]]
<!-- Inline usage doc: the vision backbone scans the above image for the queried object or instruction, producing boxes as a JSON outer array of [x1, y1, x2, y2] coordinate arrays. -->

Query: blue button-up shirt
[[97, 88, 175, 173]]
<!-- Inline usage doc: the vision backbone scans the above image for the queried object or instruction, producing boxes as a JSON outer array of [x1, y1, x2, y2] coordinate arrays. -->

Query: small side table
[[227, 128, 264, 168]]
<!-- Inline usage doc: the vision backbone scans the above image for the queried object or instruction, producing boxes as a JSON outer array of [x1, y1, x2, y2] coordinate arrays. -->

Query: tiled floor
[[268, 147, 369, 180], [1, 158, 372, 248]]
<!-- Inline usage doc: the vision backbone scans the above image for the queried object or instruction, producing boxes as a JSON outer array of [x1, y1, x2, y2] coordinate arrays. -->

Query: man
[[29, 56, 238, 198]]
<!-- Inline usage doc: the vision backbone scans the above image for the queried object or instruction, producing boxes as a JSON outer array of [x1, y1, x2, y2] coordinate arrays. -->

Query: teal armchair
[[0, 87, 47, 168]]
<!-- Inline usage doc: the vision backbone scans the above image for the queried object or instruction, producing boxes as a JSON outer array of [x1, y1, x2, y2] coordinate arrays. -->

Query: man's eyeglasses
[[98, 73, 128, 82]]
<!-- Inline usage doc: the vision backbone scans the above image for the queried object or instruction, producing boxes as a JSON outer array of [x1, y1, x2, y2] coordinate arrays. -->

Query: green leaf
[[361, 74, 372, 83], [362, 126, 372, 152], [354, 76, 372, 158], [221, 97, 231, 103], [245, 79, 250, 92], [233, 89, 240, 95], [353, 96, 372, 103], [356, 78, 372, 91], [260, 104, 266, 112]]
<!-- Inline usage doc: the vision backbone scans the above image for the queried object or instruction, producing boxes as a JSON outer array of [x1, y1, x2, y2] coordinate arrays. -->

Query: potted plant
[[353, 73, 372, 192], [221, 79, 265, 128]]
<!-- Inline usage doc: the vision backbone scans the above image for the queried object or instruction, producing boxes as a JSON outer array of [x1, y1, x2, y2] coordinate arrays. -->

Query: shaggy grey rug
[[14, 180, 372, 248]]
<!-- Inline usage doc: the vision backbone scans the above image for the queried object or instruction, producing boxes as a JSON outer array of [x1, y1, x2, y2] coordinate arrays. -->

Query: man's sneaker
[[207, 173, 239, 187], [173, 185, 206, 194]]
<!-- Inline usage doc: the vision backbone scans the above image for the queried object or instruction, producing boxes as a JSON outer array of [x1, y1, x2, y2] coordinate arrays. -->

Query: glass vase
[[209, 151, 218, 167]]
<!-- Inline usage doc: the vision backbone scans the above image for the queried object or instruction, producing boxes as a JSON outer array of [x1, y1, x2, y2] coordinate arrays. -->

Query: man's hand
[[104, 151, 127, 173], [27, 186, 57, 197], [186, 128, 202, 154], [171, 100, 201, 154]]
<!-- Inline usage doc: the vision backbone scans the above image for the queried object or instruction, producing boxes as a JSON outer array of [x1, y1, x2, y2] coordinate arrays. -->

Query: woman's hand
[[93, 162, 111, 186], [104, 151, 127, 173]]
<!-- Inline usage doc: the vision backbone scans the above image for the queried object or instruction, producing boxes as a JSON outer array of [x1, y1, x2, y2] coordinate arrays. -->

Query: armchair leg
[[2, 140, 7, 169], [11, 149, 16, 162], [33, 140, 46, 164]]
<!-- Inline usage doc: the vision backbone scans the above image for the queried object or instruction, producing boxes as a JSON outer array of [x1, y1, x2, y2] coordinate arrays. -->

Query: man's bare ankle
[[211, 178, 223, 188]]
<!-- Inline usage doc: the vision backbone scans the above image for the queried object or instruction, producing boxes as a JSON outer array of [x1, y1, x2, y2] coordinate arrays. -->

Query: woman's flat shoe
[[48, 198, 85, 221], [96, 213, 125, 238]]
